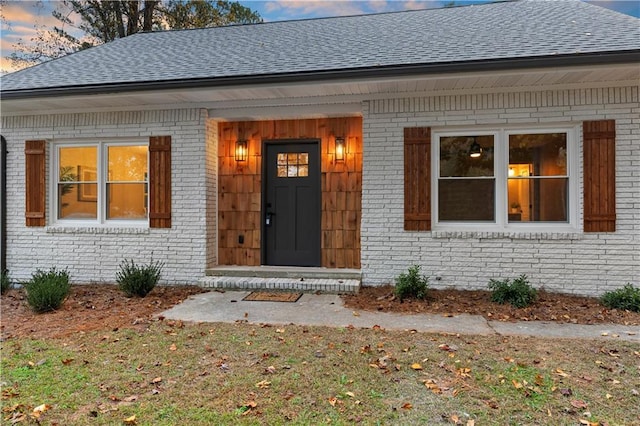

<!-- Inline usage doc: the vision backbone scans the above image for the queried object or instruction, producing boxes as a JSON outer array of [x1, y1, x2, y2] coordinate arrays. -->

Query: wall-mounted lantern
[[235, 139, 248, 162], [335, 136, 345, 162]]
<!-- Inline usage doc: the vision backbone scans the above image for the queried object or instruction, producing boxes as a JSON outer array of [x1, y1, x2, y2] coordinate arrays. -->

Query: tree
[[162, 0, 262, 30], [9, 0, 261, 70]]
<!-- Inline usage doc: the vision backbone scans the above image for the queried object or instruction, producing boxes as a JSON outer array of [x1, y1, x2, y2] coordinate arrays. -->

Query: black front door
[[263, 140, 321, 266]]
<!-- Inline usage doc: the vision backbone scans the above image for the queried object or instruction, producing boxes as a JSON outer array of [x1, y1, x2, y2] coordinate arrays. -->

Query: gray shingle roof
[[2, 0, 638, 93]]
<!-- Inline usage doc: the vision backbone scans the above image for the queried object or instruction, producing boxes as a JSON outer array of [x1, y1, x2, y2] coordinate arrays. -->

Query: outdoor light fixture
[[335, 136, 345, 162], [235, 139, 248, 162], [469, 139, 482, 158]]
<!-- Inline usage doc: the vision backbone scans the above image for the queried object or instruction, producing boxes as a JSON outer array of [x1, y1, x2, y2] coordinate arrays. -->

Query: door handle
[[265, 212, 274, 226]]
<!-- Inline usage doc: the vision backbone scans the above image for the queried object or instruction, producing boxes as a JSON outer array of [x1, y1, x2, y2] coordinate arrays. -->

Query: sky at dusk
[[1, 0, 639, 73]]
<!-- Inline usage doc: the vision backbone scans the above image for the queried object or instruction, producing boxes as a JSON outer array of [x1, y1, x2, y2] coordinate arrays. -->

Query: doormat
[[243, 291, 302, 303]]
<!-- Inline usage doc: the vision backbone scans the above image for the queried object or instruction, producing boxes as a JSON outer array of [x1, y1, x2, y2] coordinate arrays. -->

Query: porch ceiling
[[2, 64, 637, 117]]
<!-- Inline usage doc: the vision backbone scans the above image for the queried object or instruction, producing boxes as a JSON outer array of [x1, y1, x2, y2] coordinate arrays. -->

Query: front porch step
[[198, 276, 360, 294], [200, 266, 362, 294]]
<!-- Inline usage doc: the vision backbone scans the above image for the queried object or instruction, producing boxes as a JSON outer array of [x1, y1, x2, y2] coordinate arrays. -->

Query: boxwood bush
[[488, 274, 537, 308], [116, 259, 163, 297], [600, 284, 640, 312], [26, 268, 71, 313], [394, 265, 429, 301]]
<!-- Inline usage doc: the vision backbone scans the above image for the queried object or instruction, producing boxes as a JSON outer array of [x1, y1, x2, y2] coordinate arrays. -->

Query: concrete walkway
[[161, 290, 640, 342]]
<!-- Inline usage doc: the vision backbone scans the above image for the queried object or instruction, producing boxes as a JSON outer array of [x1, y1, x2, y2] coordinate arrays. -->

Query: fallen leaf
[[345, 391, 355, 398], [401, 402, 412, 410], [169, 344, 177, 351], [123, 414, 137, 425], [467, 420, 475, 426], [352, 311, 360, 317], [61, 358, 74, 365], [151, 377, 162, 384], [411, 363, 423, 370], [570, 399, 588, 409], [424, 379, 442, 394], [457, 367, 471, 378], [32, 404, 52, 418], [555, 368, 569, 378], [255, 380, 271, 389]]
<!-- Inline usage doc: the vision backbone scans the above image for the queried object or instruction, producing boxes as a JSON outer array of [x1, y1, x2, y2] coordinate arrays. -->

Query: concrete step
[[198, 276, 360, 294], [206, 265, 362, 280], [202, 266, 361, 294], [201, 267, 360, 294]]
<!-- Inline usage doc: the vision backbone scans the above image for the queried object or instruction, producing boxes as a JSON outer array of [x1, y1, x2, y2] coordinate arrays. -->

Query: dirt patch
[[343, 286, 640, 326], [0, 284, 205, 340]]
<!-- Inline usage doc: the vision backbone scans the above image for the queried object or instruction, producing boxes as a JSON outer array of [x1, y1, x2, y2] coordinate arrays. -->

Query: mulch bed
[[342, 286, 640, 326]]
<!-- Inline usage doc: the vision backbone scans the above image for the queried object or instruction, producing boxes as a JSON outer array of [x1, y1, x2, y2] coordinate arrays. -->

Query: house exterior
[[1, 0, 638, 295]]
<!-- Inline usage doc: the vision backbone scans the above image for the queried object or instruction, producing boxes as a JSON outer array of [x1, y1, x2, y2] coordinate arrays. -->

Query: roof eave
[[2, 50, 639, 100]]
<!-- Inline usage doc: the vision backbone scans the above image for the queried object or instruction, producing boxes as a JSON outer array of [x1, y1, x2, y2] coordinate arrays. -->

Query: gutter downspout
[[1, 136, 6, 273]]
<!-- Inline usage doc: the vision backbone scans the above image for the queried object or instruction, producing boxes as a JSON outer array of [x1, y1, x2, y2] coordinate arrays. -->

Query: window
[[433, 127, 576, 230], [54, 141, 149, 223], [277, 152, 309, 177]]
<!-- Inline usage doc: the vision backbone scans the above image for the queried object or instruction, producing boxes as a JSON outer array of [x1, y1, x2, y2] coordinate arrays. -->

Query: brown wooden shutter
[[404, 127, 431, 231], [583, 120, 616, 232], [149, 136, 172, 228], [25, 140, 46, 227]]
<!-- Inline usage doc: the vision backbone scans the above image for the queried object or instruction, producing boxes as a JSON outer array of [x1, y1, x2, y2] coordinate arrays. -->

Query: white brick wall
[[361, 86, 640, 296], [1, 109, 214, 285]]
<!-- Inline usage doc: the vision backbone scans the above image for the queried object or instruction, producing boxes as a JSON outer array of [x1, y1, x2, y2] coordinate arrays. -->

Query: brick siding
[[361, 87, 640, 295], [1, 109, 214, 285]]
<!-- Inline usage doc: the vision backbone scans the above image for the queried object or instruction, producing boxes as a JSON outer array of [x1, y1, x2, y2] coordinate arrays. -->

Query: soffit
[[1, 64, 637, 117]]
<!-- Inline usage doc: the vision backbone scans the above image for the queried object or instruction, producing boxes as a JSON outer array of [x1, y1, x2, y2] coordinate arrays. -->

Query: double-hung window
[[433, 127, 576, 231], [54, 141, 149, 224]]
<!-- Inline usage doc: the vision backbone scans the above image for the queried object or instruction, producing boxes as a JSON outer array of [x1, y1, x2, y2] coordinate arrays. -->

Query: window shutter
[[583, 120, 615, 232], [25, 140, 46, 227], [404, 127, 431, 231], [149, 136, 172, 228]]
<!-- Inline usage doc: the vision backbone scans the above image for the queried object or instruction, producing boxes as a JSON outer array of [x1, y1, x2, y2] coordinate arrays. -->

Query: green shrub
[[600, 284, 640, 312], [394, 265, 429, 301], [1, 270, 11, 294], [488, 274, 537, 308], [25, 268, 71, 313], [116, 259, 163, 297]]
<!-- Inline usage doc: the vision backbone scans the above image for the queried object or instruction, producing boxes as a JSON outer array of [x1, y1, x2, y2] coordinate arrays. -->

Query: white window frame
[[432, 125, 578, 233], [51, 138, 149, 227]]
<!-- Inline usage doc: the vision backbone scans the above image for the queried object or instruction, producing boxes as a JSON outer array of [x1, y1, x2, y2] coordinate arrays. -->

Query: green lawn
[[2, 321, 638, 425]]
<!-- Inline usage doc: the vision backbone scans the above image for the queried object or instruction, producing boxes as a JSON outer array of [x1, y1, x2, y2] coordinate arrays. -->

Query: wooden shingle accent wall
[[218, 117, 362, 268]]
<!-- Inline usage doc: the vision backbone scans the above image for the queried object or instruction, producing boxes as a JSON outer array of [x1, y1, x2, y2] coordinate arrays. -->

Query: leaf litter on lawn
[[2, 319, 639, 425]]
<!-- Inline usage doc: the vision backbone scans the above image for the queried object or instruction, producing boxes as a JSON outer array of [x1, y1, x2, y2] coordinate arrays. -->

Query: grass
[[1, 321, 639, 425]]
